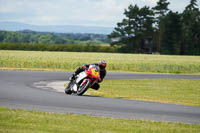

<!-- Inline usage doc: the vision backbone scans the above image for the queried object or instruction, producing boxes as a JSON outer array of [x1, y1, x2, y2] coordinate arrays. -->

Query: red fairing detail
[[86, 68, 93, 78], [84, 65, 100, 82], [85, 70, 90, 75], [81, 78, 91, 86]]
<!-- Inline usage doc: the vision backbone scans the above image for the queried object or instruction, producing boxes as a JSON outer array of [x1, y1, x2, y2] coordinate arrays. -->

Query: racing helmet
[[98, 60, 107, 69]]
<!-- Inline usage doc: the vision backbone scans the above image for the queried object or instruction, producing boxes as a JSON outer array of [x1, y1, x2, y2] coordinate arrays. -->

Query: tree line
[[108, 0, 200, 55], [0, 30, 118, 53], [0, 30, 110, 45]]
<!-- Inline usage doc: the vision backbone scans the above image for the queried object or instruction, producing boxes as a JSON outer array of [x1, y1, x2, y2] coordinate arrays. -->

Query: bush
[[0, 42, 119, 53]]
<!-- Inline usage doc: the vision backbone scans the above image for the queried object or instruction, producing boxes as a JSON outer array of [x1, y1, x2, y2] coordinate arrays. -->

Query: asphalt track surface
[[0, 70, 200, 124]]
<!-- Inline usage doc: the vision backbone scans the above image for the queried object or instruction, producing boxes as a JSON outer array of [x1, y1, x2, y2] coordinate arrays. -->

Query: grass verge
[[88, 79, 200, 106], [0, 50, 200, 74], [0, 107, 200, 133]]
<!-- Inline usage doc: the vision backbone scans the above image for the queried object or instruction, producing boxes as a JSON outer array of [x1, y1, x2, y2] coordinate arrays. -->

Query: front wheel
[[76, 80, 91, 96], [65, 81, 73, 95]]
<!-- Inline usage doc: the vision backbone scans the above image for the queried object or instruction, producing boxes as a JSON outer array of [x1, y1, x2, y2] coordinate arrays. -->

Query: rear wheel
[[76, 80, 90, 96]]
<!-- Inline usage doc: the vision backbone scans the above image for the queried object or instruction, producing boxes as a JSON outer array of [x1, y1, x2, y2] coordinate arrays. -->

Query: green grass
[[0, 50, 200, 74], [1, 50, 200, 132], [0, 107, 200, 133], [88, 79, 200, 106], [0, 50, 200, 106]]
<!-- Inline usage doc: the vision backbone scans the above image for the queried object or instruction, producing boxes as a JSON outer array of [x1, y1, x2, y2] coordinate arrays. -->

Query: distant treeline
[[0, 30, 110, 45], [0, 42, 118, 53]]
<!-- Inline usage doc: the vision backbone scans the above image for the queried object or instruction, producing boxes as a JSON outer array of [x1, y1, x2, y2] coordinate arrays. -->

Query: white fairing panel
[[71, 72, 87, 92], [72, 84, 78, 91], [76, 72, 87, 84]]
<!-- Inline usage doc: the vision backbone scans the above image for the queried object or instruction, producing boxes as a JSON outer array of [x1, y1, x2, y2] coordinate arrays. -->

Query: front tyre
[[65, 81, 73, 95], [76, 80, 90, 96]]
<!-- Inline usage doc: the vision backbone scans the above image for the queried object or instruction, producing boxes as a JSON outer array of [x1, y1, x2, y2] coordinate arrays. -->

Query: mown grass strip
[[88, 79, 200, 106], [0, 107, 199, 133], [0, 50, 200, 74]]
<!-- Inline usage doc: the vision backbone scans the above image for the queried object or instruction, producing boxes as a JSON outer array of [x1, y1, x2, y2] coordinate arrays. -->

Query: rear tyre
[[76, 80, 90, 96]]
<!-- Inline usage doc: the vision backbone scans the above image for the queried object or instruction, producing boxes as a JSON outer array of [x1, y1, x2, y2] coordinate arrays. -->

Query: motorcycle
[[65, 64, 100, 96]]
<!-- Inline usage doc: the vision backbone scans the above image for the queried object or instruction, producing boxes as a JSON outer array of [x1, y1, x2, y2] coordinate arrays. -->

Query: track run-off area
[[0, 70, 200, 124]]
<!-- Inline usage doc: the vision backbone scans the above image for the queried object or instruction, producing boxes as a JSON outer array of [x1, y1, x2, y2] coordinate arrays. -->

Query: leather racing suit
[[73, 63, 106, 90]]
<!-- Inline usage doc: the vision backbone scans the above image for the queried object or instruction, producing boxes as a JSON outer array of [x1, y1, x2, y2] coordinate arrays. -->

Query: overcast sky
[[0, 0, 199, 27]]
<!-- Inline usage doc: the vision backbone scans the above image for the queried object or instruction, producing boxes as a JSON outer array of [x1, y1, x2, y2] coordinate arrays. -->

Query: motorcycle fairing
[[71, 71, 87, 92], [80, 78, 92, 87], [76, 71, 87, 83]]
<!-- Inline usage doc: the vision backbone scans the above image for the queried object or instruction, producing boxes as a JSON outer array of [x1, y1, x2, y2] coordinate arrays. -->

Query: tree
[[152, 0, 170, 52], [108, 4, 154, 53], [161, 11, 182, 54], [0, 31, 6, 42], [181, 0, 200, 55], [186, 0, 198, 10], [153, 0, 170, 17]]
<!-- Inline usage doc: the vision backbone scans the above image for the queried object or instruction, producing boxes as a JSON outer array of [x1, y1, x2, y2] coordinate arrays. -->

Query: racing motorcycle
[[65, 64, 100, 96]]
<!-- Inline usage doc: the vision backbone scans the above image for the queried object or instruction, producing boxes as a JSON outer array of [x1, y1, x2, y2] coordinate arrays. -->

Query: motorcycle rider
[[70, 60, 107, 90]]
